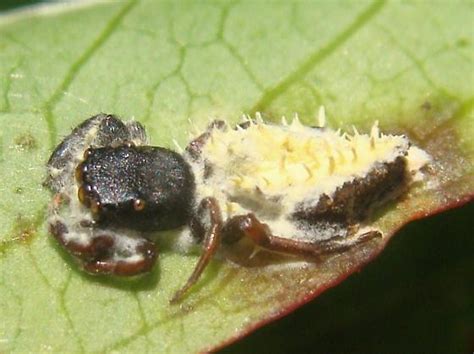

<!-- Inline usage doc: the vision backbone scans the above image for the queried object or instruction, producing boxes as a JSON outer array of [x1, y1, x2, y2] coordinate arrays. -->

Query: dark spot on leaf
[[14, 187, 23, 194], [421, 101, 432, 111], [455, 37, 469, 47], [392, 96, 459, 143], [0, 215, 38, 254], [14, 133, 37, 152], [12, 215, 38, 245]]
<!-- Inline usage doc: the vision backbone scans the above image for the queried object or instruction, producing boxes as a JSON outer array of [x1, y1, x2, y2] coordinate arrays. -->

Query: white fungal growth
[[317, 106, 326, 128], [185, 109, 431, 241]]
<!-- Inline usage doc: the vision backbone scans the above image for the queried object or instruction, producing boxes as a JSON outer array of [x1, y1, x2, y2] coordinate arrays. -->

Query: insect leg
[[185, 120, 226, 160], [170, 197, 223, 304], [227, 213, 381, 258]]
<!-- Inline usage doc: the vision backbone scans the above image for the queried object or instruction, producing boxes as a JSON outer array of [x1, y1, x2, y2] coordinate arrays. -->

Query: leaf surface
[[0, 1, 472, 353]]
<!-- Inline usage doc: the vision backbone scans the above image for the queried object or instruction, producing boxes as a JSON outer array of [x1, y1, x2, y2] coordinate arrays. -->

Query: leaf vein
[[42, 0, 138, 149], [218, 1, 265, 91], [249, 0, 386, 113], [377, 24, 455, 99], [58, 273, 86, 353]]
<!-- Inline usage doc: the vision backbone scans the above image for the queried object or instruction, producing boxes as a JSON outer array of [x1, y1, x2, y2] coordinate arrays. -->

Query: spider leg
[[46, 114, 148, 192], [49, 193, 157, 276], [50, 219, 157, 276], [125, 120, 148, 145], [170, 197, 223, 304], [225, 214, 381, 258], [82, 240, 157, 276]]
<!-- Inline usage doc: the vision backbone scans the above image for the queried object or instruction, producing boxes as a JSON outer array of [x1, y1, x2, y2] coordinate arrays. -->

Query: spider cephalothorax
[[76, 145, 194, 230], [46, 111, 430, 302]]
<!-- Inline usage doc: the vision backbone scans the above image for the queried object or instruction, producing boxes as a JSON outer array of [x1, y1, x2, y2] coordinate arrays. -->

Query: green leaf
[[0, 1, 472, 353]]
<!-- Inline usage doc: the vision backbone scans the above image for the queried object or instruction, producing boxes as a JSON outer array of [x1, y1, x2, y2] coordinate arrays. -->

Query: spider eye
[[133, 198, 146, 211], [90, 199, 102, 215], [83, 148, 93, 159], [75, 162, 86, 183], [77, 185, 90, 207]]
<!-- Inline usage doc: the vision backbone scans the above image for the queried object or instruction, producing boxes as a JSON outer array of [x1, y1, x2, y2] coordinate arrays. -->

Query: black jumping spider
[[45, 112, 429, 302]]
